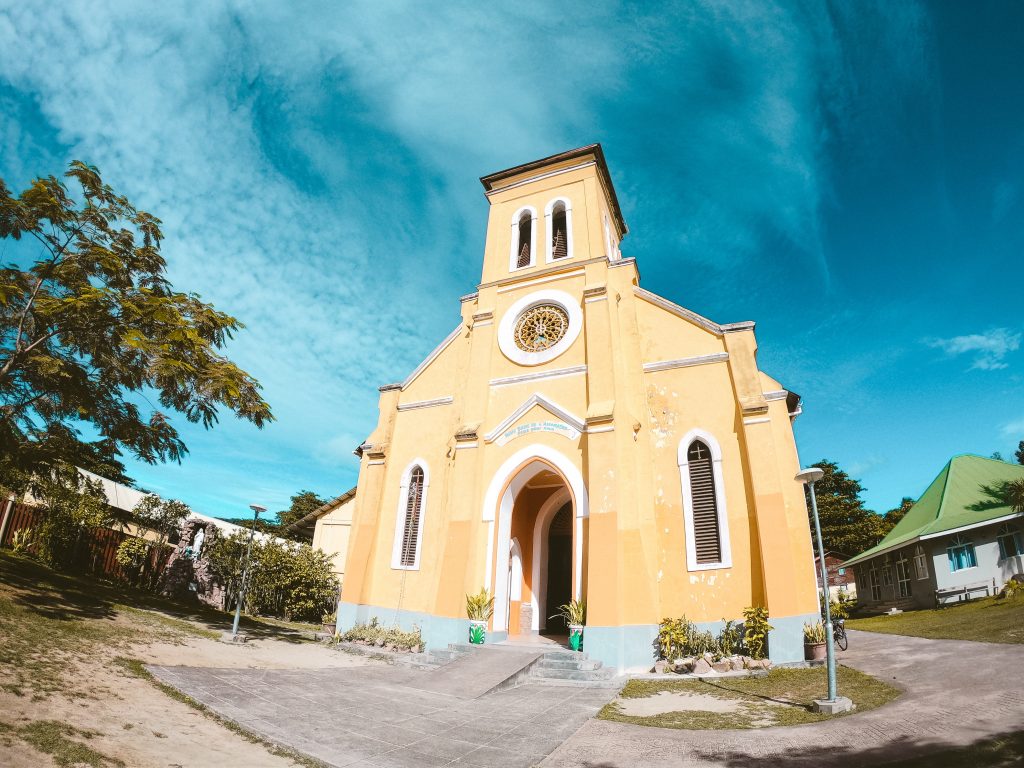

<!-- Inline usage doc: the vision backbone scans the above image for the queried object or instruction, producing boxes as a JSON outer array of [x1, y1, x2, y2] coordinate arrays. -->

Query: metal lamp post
[[796, 467, 852, 713], [227, 503, 266, 642]]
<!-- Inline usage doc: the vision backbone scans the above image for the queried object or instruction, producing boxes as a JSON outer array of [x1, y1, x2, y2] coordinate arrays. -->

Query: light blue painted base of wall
[[338, 603, 817, 670], [768, 612, 820, 663], [338, 601, 467, 650]]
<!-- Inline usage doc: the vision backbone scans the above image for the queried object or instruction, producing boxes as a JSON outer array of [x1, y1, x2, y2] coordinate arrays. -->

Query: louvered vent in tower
[[516, 212, 532, 268], [400, 466, 425, 566], [686, 441, 722, 564], [552, 209, 568, 259]]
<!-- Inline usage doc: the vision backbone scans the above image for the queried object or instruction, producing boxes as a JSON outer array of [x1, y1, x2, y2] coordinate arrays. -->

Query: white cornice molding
[[496, 268, 585, 295], [401, 326, 462, 390], [489, 365, 587, 388], [484, 393, 586, 443], [397, 396, 454, 412], [633, 287, 723, 336], [642, 352, 729, 373], [484, 160, 596, 196]]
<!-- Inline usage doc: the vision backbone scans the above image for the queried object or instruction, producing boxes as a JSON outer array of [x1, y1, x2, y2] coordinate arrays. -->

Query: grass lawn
[[0, 550, 326, 767], [598, 666, 900, 730], [846, 595, 1024, 644]]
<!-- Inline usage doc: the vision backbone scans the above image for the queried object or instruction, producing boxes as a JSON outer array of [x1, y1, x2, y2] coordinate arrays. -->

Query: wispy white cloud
[[0, 1, 937, 515], [1001, 417, 1024, 437], [927, 328, 1021, 371]]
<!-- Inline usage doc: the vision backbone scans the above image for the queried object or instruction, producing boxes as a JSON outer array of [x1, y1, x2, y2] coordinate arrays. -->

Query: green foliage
[[803, 620, 826, 644], [36, 474, 112, 569], [10, 526, 39, 556], [741, 605, 773, 660], [807, 460, 888, 556], [339, 618, 422, 651], [1016, 440, 1024, 466], [883, 497, 915, 530], [204, 531, 339, 621], [1001, 579, 1024, 600], [114, 536, 151, 585], [0, 161, 272, 485], [823, 591, 854, 621], [657, 616, 724, 660], [321, 609, 337, 624], [550, 597, 586, 626], [276, 490, 327, 528], [719, 619, 741, 656], [132, 495, 189, 542], [465, 587, 494, 621]]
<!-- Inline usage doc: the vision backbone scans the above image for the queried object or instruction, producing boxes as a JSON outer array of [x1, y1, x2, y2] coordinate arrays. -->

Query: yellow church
[[338, 145, 819, 672]]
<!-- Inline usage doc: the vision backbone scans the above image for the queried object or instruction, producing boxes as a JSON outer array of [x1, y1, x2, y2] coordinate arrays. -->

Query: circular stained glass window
[[513, 304, 570, 352]]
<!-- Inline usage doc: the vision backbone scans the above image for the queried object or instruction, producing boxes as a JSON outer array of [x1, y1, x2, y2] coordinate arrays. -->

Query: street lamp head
[[249, 504, 267, 516], [795, 467, 825, 484]]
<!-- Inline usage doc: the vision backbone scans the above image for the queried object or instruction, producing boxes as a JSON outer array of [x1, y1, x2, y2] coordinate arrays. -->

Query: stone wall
[[161, 518, 227, 609]]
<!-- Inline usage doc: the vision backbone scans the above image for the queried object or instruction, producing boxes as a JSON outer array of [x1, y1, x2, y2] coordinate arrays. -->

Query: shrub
[[741, 605, 773, 660], [465, 588, 494, 621], [657, 616, 728, 660], [1001, 578, 1024, 600], [36, 475, 111, 569], [803, 620, 827, 644], [205, 532, 339, 622], [822, 591, 854, 621], [339, 618, 422, 651], [719, 619, 741, 656], [10, 527, 39, 557], [115, 537, 152, 586]]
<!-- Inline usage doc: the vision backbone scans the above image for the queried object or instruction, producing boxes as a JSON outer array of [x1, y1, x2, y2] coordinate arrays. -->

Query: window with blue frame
[[997, 524, 1022, 560], [946, 535, 977, 572]]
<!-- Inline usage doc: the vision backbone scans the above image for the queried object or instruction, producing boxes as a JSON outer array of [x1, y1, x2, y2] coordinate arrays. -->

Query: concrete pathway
[[149, 661, 616, 768], [542, 630, 1024, 767]]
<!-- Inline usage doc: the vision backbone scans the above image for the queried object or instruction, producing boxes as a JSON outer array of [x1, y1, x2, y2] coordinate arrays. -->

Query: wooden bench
[[935, 581, 992, 606]]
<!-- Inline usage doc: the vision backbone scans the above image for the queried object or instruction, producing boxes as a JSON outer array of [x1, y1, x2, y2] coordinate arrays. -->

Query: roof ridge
[[930, 458, 955, 526]]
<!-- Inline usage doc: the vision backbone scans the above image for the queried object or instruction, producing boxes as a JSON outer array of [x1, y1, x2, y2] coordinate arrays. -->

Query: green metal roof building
[[845, 455, 1023, 609]]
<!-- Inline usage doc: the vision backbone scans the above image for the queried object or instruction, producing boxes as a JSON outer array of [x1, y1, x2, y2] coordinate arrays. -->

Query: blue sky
[[0, 1, 1021, 519]]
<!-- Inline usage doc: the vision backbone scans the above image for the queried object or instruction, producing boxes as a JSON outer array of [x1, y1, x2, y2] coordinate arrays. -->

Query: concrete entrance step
[[528, 648, 621, 687], [404, 645, 545, 699]]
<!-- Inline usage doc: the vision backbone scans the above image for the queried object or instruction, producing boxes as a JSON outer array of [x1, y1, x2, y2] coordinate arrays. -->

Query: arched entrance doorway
[[483, 444, 588, 638]]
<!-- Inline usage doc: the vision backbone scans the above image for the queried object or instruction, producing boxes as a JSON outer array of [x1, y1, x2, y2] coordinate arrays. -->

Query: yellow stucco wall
[[339, 147, 819, 644], [312, 494, 356, 580]]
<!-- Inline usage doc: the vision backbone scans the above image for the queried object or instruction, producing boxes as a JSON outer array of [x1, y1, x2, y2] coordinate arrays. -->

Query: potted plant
[[321, 610, 338, 635], [466, 588, 494, 644], [803, 620, 827, 661], [551, 598, 586, 651]]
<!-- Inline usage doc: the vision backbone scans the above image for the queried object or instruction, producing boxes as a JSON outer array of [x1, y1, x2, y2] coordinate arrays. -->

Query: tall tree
[[1015, 440, 1024, 466], [806, 460, 888, 557], [882, 497, 915, 532], [0, 162, 273, 490], [277, 490, 328, 528]]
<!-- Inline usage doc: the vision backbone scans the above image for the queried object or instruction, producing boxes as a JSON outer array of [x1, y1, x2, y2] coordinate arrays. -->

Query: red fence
[[0, 501, 168, 582]]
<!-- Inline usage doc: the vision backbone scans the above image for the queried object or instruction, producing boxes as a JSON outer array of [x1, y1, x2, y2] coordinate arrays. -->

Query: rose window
[[513, 304, 570, 352]]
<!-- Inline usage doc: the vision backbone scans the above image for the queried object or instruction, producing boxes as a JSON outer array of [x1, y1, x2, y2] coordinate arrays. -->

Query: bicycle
[[833, 618, 848, 651]]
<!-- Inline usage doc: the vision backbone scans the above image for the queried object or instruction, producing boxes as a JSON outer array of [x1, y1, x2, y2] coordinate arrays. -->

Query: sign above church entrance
[[495, 420, 580, 446]]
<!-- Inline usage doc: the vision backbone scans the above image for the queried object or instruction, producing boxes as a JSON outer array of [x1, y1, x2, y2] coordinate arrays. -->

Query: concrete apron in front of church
[[338, 601, 818, 673]]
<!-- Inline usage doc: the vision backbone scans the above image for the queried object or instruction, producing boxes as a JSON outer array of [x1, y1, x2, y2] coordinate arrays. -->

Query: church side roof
[[845, 455, 1024, 566]]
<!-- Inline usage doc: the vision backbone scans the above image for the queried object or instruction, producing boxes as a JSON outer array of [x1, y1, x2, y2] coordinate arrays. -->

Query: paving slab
[[149, 659, 617, 768]]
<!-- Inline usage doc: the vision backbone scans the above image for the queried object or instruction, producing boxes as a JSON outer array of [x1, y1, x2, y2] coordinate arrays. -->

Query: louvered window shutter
[[552, 210, 568, 259], [400, 467, 424, 566], [517, 215, 532, 267], [687, 441, 722, 564]]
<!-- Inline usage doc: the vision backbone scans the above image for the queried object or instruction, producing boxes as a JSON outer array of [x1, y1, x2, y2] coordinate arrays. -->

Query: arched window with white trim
[[509, 206, 537, 271], [544, 197, 573, 262], [678, 430, 732, 571], [391, 462, 429, 569]]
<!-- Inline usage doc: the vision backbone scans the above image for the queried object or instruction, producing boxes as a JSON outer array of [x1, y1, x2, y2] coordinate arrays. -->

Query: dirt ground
[[0, 552, 377, 767]]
